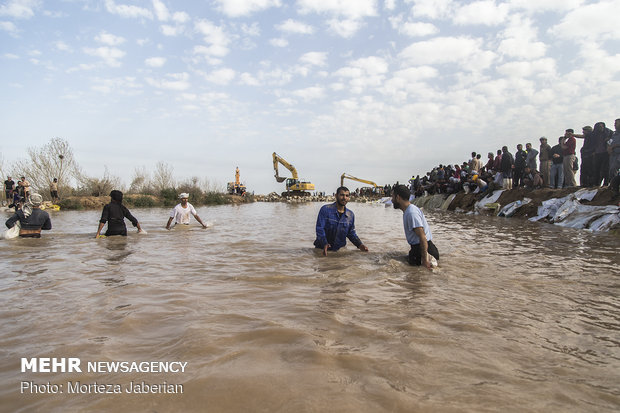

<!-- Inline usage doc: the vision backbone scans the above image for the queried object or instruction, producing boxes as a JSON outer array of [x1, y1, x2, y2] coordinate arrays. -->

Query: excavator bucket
[[275, 176, 286, 183]]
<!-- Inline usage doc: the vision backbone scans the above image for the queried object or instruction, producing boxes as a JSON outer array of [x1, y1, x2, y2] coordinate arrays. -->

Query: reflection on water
[[1, 203, 619, 412]]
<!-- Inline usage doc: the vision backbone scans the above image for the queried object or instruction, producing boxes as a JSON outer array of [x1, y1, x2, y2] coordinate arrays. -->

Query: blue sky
[[1, 0, 619, 194]]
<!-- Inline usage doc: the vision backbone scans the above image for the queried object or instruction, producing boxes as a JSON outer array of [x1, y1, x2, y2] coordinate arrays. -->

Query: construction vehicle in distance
[[227, 166, 246, 195], [272, 152, 315, 196], [340, 173, 382, 197]]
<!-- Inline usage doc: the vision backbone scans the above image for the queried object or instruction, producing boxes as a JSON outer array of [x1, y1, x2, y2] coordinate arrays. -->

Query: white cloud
[[0, 0, 38, 19], [205, 68, 236, 85], [498, 16, 546, 59], [299, 52, 327, 67], [408, 0, 454, 19], [54, 40, 71, 52], [152, 0, 169, 21], [298, 0, 377, 19], [95, 31, 125, 46], [453, 1, 508, 26], [3, 52, 19, 59], [66, 63, 97, 73], [214, 0, 282, 17], [43, 9, 66, 18], [382, 66, 438, 101], [333, 56, 389, 93], [276, 19, 314, 34], [0, 20, 18, 35], [84, 46, 126, 67], [145, 57, 166, 67], [172, 11, 189, 23], [298, 0, 377, 37], [384, 0, 396, 11], [257, 68, 293, 86], [194, 20, 230, 57], [349, 56, 388, 75], [496, 58, 556, 78], [146, 72, 190, 91], [328, 18, 363, 38], [399, 36, 496, 71], [161, 24, 184, 36], [392, 19, 439, 37], [240, 72, 261, 86], [498, 37, 546, 59], [104, 0, 153, 19], [507, 0, 584, 14], [91, 76, 142, 94], [394, 66, 438, 82], [550, 0, 620, 42], [291, 86, 325, 101], [241, 22, 260, 36], [270, 38, 288, 47]]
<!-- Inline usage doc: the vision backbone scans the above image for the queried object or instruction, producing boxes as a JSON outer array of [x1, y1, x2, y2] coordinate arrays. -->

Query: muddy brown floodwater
[[1, 202, 619, 412]]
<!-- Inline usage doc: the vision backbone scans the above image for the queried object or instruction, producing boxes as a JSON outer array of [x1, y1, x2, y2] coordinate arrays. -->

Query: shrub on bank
[[58, 197, 84, 210], [125, 195, 157, 208], [203, 192, 228, 205]]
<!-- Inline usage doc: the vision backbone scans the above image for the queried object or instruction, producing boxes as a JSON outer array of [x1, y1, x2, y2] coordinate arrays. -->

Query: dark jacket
[[514, 149, 527, 168], [100, 201, 138, 236], [500, 151, 514, 173], [6, 208, 52, 233], [550, 144, 564, 165]]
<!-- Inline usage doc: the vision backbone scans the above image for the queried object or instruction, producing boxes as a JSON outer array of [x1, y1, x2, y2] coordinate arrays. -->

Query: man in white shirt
[[165, 193, 207, 229], [392, 184, 439, 270]]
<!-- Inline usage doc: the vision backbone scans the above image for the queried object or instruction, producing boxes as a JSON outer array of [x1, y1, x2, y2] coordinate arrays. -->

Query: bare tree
[[129, 166, 152, 194], [12, 137, 81, 198], [78, 166, 121, 197], [201, 177, 224, 193], [0, 153, 6, 181], [152, 161, 175, 193]]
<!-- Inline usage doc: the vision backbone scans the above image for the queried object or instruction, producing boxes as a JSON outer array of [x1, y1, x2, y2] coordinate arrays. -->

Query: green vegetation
[[202, 192, 228, 205], [124, 195, 157, 208], [58, 197, 84, 210]]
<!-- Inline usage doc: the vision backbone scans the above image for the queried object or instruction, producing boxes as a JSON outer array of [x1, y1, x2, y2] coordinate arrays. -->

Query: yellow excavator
[[272, 152, 315, 196], [340, 173, 378, 188], [340, 173, 382, 197], [227, 166, 246, 195]]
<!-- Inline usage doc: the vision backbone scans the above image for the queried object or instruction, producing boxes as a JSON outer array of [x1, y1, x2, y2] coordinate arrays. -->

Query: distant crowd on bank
[[3, 176, 59, 208], [408, 118, 620, 197]]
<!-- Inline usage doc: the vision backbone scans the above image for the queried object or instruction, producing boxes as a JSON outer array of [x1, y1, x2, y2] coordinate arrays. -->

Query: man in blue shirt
[[392, 184, 439, 270], [314, 186, 368, 256]]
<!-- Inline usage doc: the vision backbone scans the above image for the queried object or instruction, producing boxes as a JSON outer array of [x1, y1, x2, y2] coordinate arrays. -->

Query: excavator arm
[[340, 173, 378, 188], [273, 152, 299, 183]]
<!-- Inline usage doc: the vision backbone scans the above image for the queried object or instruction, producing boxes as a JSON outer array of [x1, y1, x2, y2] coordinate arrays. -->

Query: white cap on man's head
[[29, 193, 43, 207], [179, 193, 189, 199]]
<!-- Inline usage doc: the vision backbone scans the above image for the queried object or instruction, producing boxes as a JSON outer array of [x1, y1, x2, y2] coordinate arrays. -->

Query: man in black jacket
[[5, 193, 52, 238], [500, 146, 514, 189], [549, 137, 564, 189], [514, 144, 527, 188], [95, 190, 143, 237]]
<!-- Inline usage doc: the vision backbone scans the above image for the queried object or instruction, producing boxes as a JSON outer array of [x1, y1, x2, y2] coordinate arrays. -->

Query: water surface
[[1, 202, 619, 412]]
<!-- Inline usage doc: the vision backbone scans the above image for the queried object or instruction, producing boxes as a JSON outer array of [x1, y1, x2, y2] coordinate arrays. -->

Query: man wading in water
[[5, 193, 52, 238], [391, 184, 439, 270], [165, 193, 207, 229], [95, 190, 143, 238], [314, 186, 369, 256]]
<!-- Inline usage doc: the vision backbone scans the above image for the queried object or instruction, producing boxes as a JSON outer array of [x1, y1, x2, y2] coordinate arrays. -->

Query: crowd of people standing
[[409, 118, 620, 197]]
